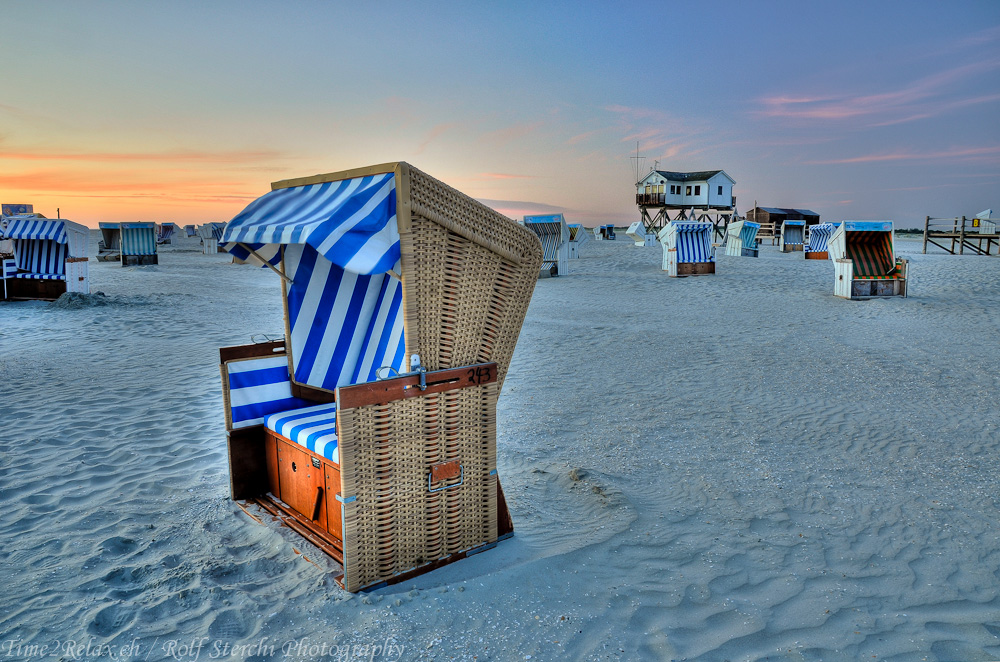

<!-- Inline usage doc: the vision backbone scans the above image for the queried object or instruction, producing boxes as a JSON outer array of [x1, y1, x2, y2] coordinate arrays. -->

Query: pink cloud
[[757, 59, 1000, 125], [806, 145, 1000, 165]]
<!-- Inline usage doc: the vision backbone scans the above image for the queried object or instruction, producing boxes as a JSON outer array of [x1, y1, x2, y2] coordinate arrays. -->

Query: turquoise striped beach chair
[[121, 222, 158, 266], [779, 220, 806, 252], [217, 162, 541, 592], [658, 221, 715, 276], [724, 220, 760, 257]]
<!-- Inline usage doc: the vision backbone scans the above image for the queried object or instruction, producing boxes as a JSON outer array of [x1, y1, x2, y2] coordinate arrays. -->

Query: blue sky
[[2, 0, 998, 227]]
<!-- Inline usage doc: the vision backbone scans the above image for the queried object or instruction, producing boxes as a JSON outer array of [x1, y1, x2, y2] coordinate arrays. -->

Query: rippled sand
[[1, 233, 998, 661]]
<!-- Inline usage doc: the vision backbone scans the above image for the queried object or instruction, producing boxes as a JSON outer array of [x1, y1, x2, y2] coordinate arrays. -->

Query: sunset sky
[[2, 1, 998, 228]]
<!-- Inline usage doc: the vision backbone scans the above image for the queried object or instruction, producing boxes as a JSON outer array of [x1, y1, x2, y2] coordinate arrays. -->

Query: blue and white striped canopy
[[222, 172, 406, 394], [3, 218, 68, 244], [222, 172, 400, 277]]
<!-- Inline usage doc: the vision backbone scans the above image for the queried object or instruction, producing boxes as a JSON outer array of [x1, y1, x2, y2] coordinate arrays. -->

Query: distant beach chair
[[626, 221, 657, 247], [97, 222, 121, 262], [217, 162, 540, 592], [197, 223, 226, 254], [724, 220, 760, 257], [828, 221, 907, 299], [601, 224, 616, 240], [156, 222, 177, 244], [524, 214, 569, 277], [184, 224, 197, 237], [804, 222, 837, 260], [658, 221, 715, 276], [567, 223, 589, 258], [121, 222, 158, 266], [779, 220, 806, 252], [0, 217, 89, 300]]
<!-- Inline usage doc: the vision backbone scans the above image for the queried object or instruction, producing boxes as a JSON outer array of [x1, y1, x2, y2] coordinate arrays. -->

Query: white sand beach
[[1, 233, 999, 661]]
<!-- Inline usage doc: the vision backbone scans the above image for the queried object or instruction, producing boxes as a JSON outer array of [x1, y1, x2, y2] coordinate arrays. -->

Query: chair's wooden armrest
[[219, 339, 286, 363], [336, 362, 498, 410]]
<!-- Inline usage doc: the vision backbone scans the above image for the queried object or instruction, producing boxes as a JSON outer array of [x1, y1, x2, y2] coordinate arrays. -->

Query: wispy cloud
[[605, 105, 707, 158], [806, 144, 1000, 165], [0, 148, 286, 164], [757, 59, 1000, 126], [416, 123, 458, 154], [480, 121, 544, 145], [478, 172, 534, 180]]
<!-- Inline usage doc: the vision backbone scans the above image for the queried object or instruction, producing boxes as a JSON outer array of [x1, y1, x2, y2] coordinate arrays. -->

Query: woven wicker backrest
[[398, 164, 543, 391]]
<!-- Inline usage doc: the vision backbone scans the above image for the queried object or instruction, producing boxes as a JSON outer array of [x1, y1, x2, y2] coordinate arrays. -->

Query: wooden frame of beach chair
[[779, 220, 806, 252], [217, 162, 541, 592], [0, 217, 89, 300], [96, 223, 121, 262], [804, 222, 836, 260], [658, 221, 716, 276], [828, 221, 907, 299], [120, 222, 158, 266], [724, 220, 760, 257], [567, 223, 589, 259]]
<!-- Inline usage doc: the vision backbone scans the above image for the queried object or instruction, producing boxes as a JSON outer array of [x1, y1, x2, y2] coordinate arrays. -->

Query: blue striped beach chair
[[724, 220, 760, 257], [658, 221, 716, 276], [524, 214, 569, 276], [779, 220, 806, 252], [829, 221, 907, 299], [217, 162, 542, 592], [156, 222, 177, 244], [1, 217, 89, 300], [567, 223, 589, 259], [804, 222, 836, 260], [121, 222, 158, 266]]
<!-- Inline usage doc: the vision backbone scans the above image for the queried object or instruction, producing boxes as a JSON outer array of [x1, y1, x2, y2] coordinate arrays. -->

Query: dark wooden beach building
[[746, 207, 820, 243]]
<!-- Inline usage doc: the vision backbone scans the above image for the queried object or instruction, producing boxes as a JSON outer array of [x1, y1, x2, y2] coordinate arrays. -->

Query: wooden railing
[[923, 215, 999, 255]]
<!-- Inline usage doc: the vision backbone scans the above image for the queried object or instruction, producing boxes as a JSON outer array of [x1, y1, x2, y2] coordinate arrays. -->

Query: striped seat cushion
[[265, 403, 339, 462], [226, 355, 313, 429], [14, 273, 65, 280]]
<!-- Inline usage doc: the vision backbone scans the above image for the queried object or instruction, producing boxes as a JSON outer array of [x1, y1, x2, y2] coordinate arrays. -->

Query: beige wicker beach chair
[[218, 163, 541, 591]]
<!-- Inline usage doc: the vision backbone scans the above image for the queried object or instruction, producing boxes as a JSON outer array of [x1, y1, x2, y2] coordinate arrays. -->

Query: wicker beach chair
[[828, 221, 907, 299], [217, 162, 541, 592], [658, 221, 716, 276], [724, 220, 760, 257], [1, 217, 89, 299], [567, 223, 589, 259], [779, 220, 806, 252], [121, 222, 158, 266], [156, 222, 177, 245], [804, 222, 837, 260]]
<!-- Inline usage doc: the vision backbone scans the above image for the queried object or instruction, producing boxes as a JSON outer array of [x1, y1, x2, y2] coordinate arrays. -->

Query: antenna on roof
[[630, 141, 646, 185]]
